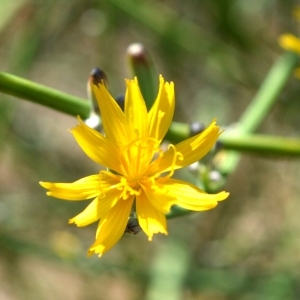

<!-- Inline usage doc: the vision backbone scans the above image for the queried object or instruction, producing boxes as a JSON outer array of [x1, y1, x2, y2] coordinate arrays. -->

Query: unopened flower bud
[[89, 67, 108, 87], [209, 170, 223, 183], [127, 43, 158, 109], [114, 94, 125, 111], [188, 161, 200, 176], [87, 67, 108, 114], [189, 121, 206, 136]]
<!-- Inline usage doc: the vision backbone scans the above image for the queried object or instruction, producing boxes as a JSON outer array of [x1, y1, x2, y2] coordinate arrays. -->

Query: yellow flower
[[279, 33, 300, 54], [40, 75, 229, 257]]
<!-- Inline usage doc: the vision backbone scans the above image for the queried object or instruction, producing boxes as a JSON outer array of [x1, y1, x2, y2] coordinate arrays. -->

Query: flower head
[[279, 33, 300, 54], [40, 75, 229, 257]]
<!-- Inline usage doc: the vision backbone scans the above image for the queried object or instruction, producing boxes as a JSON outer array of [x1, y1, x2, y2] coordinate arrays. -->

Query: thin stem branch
[[1, 71, 299, 158], [220, 134, 300, 157], [215, 51, 299, 175], [0, 72, 91, 118], [238, 51, 299, 134]]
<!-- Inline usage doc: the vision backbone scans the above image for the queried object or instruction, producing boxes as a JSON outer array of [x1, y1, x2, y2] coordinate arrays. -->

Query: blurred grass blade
[[146, 238, 189, 300], [109, 0, 214, 53]]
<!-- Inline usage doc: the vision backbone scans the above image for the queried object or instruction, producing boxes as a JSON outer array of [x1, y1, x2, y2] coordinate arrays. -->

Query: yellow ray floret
[[279, 33, 300, 54], [40, 75, 229, 257]]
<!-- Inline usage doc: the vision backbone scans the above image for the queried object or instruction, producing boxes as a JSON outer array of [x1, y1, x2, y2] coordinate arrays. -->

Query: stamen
[[146, 148, 164, 181], [119, 177, 140, 200], [98, 170, 141, 200], [120, 136, 160, 176], [160, 144, 183, 182]]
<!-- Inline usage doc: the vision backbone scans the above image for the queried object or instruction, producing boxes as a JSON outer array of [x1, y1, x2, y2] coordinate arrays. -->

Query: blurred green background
[[1, 0, 300, 299]]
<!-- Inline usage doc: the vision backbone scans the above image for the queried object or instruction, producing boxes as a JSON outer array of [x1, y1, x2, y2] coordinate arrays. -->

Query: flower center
[[120, 137, 160, 179], [99, 137, 183, 201], [99, 170, 141, 200]]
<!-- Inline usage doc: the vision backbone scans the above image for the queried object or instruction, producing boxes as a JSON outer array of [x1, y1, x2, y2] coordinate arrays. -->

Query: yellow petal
[[124, 77, 148, 141], [71, 118, 123, 174], [91, 83, 127, 147], [39, 175, 99, 200], [279, 33, 300, 54], [87, 196, 134, 257], [148, 75, 175, 142], [136, 191, 168, 241], [121, 78, 156, 176], [69, 187, 123, 227], [158, 178, 229, 211], [140, 182, 176, 214], [153, 119, 220, 174], [69, 197, 100, 227]]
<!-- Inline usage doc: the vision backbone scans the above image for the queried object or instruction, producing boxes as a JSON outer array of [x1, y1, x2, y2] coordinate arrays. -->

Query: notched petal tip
[[210, 118, 221, 132], [125, 76, 138, 86], [87, 249, 96, 257], [88, 245, 105, 257], [68, 218, 75, 225], [86, 247, 103, 258], [143, 218, 168, 241], [68, 220, 86, 228], [71, 117, 88, 133], [69, 214, 94, 227], [159, 74, 175, 97], [147, 229, 168, 242], [40, 182, 54, 195], [76, 115, 83, 123]]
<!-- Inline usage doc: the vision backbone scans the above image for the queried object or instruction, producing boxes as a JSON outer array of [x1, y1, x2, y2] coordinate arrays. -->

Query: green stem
[[220, 134, 300, 156], [165, 121, 190, 144], [1, 71, 299, 158], [238, 51, 299, 134], [0, 72, 91, 119], [166, 51, 299, 214], [215, 51, 299, 175]]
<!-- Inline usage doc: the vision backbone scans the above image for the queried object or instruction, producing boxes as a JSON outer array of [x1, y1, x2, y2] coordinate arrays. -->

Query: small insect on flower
[[40, 75, 229, 257]]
